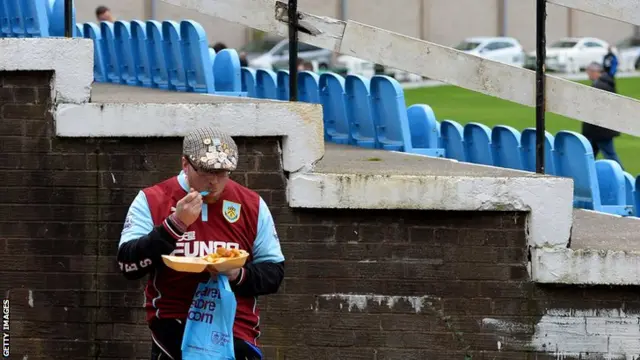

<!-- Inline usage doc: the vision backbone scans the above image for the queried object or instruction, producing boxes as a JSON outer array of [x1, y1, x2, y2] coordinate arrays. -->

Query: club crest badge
[[222, 200, 241, 223]]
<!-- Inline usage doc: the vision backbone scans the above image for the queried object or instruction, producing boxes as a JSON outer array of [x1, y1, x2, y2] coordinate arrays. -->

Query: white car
[[616, 36, 640, 72], [454, 37, 526, 67], [247, 39, 333, 70], [334, 55, 376, 78], [528, 37, 610, 73]]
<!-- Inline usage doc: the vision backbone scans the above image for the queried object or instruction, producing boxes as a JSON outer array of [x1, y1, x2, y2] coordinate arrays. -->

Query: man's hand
[[175, 188, 203, 227], [208, 266, 241, 283]]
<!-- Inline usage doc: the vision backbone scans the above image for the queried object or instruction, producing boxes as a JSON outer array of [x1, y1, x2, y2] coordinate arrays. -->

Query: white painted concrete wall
[[0, 38, 93, 103], [484, 309, 640, 358]]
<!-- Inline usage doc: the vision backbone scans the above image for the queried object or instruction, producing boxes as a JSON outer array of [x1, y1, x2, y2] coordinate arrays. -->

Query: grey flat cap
[[183, 127, 238, 172]]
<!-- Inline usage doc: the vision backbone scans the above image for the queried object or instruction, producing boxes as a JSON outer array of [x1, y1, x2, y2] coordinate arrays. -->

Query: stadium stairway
[[2, 0, 637, 217]]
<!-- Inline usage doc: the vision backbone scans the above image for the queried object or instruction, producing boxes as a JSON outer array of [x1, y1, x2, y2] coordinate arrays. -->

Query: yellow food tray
[[161, 250, 249, 273]]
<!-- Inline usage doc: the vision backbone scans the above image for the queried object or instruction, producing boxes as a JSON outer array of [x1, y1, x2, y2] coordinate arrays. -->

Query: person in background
[[95, 5, 115, 22], [603, 45, 618, 78], [582, 62, 623, 167], [295, 59, 314, 72], [239, 52, 249, 67], [213, 42, 227, 53]]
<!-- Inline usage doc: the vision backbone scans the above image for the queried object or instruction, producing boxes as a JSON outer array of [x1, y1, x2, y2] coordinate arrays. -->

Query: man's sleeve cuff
[[163, 215, 185, 240], [234, 267, 246, 286]]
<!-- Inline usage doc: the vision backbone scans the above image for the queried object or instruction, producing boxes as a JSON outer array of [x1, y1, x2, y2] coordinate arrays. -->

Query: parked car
[[247, 38, 333, 70], [240, 36, 284, 62], [454, 36, 526, 67], [526, 37, 610, 73], [616, 35, 640, 72], [334, 55, 376, 78]]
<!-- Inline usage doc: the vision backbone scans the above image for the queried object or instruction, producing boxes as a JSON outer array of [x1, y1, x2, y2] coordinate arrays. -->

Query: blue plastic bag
[[181, 275, 237, 360]]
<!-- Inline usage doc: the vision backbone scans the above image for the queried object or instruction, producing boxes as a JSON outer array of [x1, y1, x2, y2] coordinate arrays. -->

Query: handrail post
[[64, 0, 73, 37], [287, 0, 299, 101], [535, 0, 547, 174]]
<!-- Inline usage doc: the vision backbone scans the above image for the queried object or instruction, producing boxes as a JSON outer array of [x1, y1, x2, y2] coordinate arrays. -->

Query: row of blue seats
[[77, 20, 243, 96], [2, 4, 637, 218], [241, 70, 444, 157], [241, 70, 637, 216], [0, 0, 75, 38]]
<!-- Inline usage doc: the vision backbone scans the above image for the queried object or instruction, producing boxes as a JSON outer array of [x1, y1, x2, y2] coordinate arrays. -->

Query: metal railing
[[535, 0, 546, 173], [64, 0, 73, 37]]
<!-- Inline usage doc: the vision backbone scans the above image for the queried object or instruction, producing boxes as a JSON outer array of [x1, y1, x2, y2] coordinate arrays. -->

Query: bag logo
[[211, 331, 231, 346], [222, 200, 241, 223]]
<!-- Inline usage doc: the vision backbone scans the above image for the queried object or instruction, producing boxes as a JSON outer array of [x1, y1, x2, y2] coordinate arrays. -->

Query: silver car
[[245, 37, 334, 70]]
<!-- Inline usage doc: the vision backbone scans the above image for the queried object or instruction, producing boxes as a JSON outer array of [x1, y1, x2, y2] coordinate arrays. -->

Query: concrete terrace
[[90, 83, 266, 104]]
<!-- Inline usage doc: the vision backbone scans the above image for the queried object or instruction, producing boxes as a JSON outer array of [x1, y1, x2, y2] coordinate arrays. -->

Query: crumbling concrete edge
[[55, 102, 325, 173], [288, 172, 575, 250], [0, 38, 93, 104], [531, 247, 640, 285]]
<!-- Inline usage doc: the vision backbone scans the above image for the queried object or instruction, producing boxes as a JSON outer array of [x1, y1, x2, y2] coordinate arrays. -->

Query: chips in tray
[[203, 247, 243, 264], [161, 247, 249, 273]]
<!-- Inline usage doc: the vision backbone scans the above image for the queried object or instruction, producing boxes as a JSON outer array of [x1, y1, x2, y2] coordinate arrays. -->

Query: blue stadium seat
[[440, 120, 466, 161], [491, 125, 522, 170], [370, 75, 404, 150], [276, 70, 289, 100], [6, 0, 25, 37], [623, 172, 635, 213], [83, 22, 108, 82], [208, 48, 215, 65], [130, 20, 153, 88], [48, 0, 76, 36], [554, 131, 602, 211], [595, 160, 633, 215], [241, 67, 257, 97], [298, 71, 320, 104], [114, 21, 137, 86], [146, 20, 169, 89], [213, 49, 242, 95], [635, 176, 640, 217], [0, 2, 10, 37], [255, 69, 278, 99], [213, 49, 242, 96], [370, 76, 443, 157], [521, 128, 555, 174], [345, 75, 377, 148], [162, 20, 187, 91], [463, 123, 493, 165], [21, 0, 50, 37], [44, 0, 53, 21], [100, 21, 124, 84], [180, 20, 214, 93], [74, 22, 82, 37], [407, 104, 441, 150], [320, 72, 351, 144]]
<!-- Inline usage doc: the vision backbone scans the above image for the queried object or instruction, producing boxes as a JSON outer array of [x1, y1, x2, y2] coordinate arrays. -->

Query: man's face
[[182, 156, 230, 201], [97, 11, 113, 22], [586, 68, 600, 81]]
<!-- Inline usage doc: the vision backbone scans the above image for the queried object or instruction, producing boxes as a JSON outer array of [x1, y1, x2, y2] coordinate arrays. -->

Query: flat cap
[[183, 127, 238, 172]]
